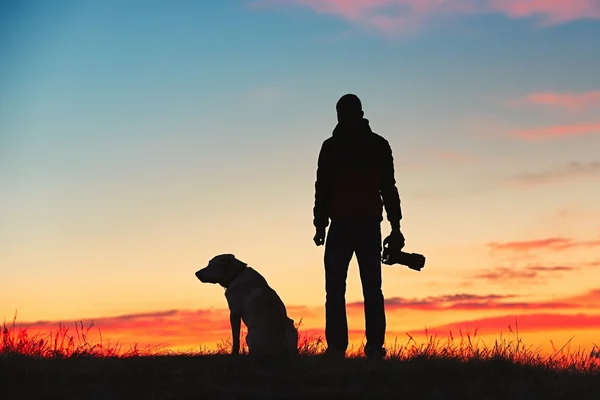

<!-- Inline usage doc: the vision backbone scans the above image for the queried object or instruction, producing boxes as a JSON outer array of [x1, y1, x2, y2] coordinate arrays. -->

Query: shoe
[[364, 346, 386, 360]]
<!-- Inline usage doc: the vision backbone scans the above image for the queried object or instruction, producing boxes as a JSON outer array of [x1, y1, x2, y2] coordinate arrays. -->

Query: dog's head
[[195, 254, 248, 288]]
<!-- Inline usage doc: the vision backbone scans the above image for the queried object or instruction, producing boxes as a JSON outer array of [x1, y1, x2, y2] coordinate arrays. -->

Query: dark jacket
[[313, 118, 402, 230]]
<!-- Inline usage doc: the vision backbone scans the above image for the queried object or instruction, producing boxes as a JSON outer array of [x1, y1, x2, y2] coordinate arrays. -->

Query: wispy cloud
[[413, 160, 600, 199], [487, 237, 600, 253], [474, 264, 578, 283], [501, 161, 600, 187], [250, 0, 600, 35], [489, 0, 600, 26], [513, 91, 600, 112], [561, 288, 600, 308], [348, 292, 591, 312], [400, 290, 600, 337], [510, 123, 600, 141], [583, 260, 600, 267], [415, 313, 600, 336]]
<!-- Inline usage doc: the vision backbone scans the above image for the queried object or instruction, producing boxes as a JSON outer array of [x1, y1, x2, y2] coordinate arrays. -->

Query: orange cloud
[[10, 289, 600, 353], [416, 313, 600, 336], [510, 123, 600, 140], [560, 288, 600, 308], [515, 91, 600, 111], [15, 309, 233, 351], [250, 0, 600, 34], [487, 237, 600, 253], [474, 264, 577, 283], [583, 260, 600, 267]]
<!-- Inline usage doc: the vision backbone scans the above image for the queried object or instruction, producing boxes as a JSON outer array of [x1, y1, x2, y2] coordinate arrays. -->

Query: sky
[[1, 0, 600, 355]]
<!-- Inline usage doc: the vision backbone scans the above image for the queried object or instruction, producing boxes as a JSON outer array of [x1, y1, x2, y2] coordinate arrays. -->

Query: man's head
[[195, 254, 247, 288], [336, 94, 364, 123]]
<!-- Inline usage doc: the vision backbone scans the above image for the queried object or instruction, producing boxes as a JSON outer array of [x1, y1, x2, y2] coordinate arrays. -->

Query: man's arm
[[380, 140, 402, 230], [313, 141, 331, 231]]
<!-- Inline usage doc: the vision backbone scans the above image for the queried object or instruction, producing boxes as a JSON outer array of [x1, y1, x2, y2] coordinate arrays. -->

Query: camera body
[[381, 248, 426, 271]]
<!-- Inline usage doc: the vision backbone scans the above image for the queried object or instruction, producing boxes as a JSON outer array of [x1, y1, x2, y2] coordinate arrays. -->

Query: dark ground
[[2, 353, 599, 400]]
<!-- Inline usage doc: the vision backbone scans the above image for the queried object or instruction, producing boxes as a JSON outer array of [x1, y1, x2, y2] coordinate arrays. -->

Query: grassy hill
[[2, 319, 599, 399]]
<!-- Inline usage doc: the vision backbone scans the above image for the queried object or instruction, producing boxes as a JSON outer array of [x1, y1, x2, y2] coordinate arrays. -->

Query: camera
[[381, 247, 426, 271]]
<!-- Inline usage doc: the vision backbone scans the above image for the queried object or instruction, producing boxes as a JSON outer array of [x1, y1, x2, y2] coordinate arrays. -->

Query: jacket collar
[[332, 118, 372, 137]]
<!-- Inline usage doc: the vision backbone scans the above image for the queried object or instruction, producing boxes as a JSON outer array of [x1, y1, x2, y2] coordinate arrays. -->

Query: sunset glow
[[2, 1, 599, 358]]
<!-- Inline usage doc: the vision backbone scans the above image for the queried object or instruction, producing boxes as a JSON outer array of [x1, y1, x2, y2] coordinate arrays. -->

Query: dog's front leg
[[230, 312, 241, 355]]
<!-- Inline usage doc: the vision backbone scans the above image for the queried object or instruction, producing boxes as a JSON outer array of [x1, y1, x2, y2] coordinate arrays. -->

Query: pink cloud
[[487, 237, 600, 252], [512, 123, 600, 140], [510, 123, 600, 140], [250, 0, 600, 34], [517, 91, 600, 111], [261, 0, 452, 34], [489, 0, 600, 25]]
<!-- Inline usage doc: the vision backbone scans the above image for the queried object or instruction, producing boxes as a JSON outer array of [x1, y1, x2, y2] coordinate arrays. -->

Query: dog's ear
[[234, 257, 247, 269]]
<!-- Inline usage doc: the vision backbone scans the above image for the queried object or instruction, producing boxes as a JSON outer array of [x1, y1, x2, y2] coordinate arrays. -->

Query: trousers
[[323, 217, 385, 352]]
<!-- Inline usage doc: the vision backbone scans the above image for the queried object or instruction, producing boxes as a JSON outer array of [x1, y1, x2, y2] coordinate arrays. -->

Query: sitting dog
[[195, 254, 298, 357]]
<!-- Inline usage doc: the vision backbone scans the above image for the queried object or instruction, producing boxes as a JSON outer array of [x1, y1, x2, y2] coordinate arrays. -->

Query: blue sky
[[1, 0, 600, 353]]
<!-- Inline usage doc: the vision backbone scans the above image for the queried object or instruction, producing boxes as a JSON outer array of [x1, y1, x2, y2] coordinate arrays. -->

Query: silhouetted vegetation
[[2, 316, 599, 399]]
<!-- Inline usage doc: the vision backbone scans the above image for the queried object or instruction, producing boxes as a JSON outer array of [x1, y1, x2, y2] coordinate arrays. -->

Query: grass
[[2, 316, 599, 400]]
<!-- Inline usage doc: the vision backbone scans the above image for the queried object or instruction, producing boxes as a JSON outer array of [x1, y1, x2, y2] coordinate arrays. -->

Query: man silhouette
[[313, 94, 405, 360]]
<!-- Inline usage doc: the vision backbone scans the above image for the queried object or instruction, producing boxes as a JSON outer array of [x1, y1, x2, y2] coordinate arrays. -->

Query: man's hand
[[313, 228, 326, 246], [383, 229, 405, 250]]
